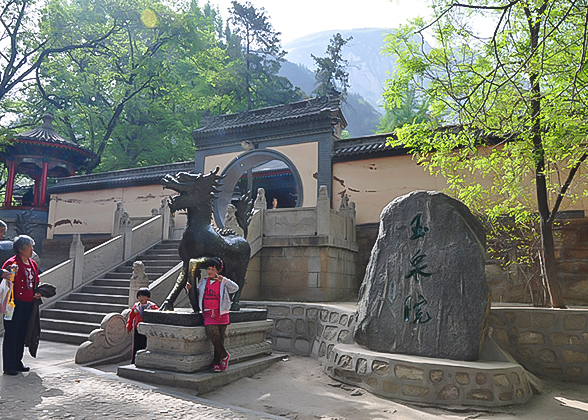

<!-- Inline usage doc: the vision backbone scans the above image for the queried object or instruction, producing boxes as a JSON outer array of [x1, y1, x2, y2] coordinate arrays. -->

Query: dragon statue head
[[161, 167, 224, 213]]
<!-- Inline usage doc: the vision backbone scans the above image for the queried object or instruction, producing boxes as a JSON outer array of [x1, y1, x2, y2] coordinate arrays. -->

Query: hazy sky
[[209, 0, 432, 43]]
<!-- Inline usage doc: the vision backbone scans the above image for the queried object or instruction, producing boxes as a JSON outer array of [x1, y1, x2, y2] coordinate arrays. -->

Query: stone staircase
[[40, 240, 181, 345]]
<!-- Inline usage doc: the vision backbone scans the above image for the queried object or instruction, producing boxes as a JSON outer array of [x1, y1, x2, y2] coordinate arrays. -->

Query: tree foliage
[[384, 0, 588, 307], [0, 0, 117, 106], [228, 1, 302, 110], [0, 1, 256, 173], [312, 33, 352, 97], [377, 84, 430, 132]]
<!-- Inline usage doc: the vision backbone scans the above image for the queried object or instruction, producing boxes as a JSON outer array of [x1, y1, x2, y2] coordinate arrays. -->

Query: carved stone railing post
[[128, 261, 149, 307], [254, 187, 267, 211], [337, 193, 356, 244], [349, 201, 357, 243], [224, 204, 243, 236], [69, 233, 85, 289], [317, 185, 330, 236], [160, 198, 170, 240], [113, 201, 124, 237], [121, 211, 133, 260]]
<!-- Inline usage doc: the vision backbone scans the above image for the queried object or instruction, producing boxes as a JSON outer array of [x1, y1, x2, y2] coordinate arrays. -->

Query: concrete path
[[0, 340, 280, 420]]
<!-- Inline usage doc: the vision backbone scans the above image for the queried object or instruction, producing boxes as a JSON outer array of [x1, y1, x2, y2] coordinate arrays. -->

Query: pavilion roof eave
[[10, 138, 95, 158]]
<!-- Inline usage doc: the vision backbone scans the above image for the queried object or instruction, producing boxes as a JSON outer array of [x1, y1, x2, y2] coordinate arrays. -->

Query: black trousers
[[3, 300, 33, 372], [132, 329, 147, 364], [205, 324, 228, 365]]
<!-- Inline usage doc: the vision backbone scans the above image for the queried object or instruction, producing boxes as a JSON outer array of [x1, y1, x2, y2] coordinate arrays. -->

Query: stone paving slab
[[0, 341, 281, 420]]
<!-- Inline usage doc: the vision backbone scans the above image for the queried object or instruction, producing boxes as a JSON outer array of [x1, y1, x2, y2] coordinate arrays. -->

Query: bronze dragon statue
[[159, 167, 251, 312]]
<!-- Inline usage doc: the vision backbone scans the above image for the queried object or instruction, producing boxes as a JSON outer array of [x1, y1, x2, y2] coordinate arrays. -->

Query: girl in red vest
[[195, 258, 238, 372]]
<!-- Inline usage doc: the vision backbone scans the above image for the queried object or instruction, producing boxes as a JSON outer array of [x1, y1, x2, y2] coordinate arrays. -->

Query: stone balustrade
[[39, 211, 170, 310], [243, 187, 358, 302]]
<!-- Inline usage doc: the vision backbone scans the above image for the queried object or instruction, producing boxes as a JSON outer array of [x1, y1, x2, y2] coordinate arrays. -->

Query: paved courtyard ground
[[1, 340, 588, 419], [0, 341, 279, 420]]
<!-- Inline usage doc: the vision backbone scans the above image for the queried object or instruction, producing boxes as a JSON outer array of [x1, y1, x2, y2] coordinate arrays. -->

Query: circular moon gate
[[213, 149, 304, 228]]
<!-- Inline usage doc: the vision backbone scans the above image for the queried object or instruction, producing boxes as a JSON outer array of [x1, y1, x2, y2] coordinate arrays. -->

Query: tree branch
[[548, 152, 588, 225]]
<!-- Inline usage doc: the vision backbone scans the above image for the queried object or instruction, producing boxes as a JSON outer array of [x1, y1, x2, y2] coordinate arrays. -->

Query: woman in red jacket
[[2, 235, 41, 375]]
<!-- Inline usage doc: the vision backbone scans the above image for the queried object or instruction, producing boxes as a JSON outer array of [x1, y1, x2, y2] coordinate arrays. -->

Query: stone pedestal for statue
[[117, 308, 282, 393], [135, 309, 272, 373]]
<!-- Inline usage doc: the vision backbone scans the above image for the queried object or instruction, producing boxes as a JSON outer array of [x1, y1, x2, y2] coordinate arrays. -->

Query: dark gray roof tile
[[193, 95, 343, 137]]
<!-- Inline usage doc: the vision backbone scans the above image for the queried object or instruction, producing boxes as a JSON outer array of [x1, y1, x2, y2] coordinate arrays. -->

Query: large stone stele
[[354, 191, 490, 361]]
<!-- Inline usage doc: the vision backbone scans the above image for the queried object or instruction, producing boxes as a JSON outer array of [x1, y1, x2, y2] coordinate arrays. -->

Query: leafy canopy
[[228, 1, 302, 110], [384, 1, 588, 222]]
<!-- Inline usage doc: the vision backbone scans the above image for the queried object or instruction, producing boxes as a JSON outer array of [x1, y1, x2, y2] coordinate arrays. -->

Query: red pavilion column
[[39, 160, 49, 207], [4, 160, 16, 207]]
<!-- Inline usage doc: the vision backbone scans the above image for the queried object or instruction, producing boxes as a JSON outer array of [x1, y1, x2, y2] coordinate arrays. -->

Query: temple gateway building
[[43, 94, 588, 302]]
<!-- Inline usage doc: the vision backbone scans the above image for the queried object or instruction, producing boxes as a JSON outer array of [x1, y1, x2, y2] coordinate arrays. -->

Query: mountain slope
[[284, 28, 397, 113], [279, 59, 381, 137]]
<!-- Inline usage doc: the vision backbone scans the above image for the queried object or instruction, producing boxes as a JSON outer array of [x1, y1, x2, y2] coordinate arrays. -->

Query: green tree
[[312, 33, 352, 97], [8, 0, 230, 172], [228, 1, 301, 110], [377, 84, 430, 132], [384, 0, 588, 308], [0, 0, 117, 106]]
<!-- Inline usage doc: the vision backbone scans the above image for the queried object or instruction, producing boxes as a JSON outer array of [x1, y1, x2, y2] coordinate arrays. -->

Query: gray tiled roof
[[48, 161, 196, 194], [15, 114, 84, 150], [193, 95, 343, 138], [333, 132, 406, 158]]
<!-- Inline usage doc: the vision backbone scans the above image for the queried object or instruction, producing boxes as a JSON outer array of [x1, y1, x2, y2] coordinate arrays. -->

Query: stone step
[[55, 300, 128, 313], [115, 266, 170, 274], [104, 272, 134, 280], [124, 256, 180, 265], [40, 329, 89, 346], [144, 246, 179, 252], [93, 279, 130, 288], [117, 354, 284, 394], [41, 318, 100, 334], [141, 252, 179, 259], [157, 240, 182, 246], [40, 309, 107, 323], [68, 293, 128, 305], [81, 285, 129, 295], [40, 238, 181, 345], [152, 245, 181, 251]]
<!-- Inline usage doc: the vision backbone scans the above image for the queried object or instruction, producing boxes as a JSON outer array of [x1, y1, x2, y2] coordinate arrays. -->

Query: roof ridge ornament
[[41, 113, 54, 129]]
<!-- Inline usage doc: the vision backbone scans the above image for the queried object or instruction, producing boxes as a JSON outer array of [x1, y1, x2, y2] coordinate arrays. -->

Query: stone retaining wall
[[488, 307, 588, 383], [246, 302, 588, 386], [326, 343, 532, 407], [244, 301, 533, 407], [242, 301, 356, 361]]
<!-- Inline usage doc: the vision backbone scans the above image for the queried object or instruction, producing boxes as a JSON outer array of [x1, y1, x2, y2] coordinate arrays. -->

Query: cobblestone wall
[[326, 343, 532, 407], [488, 307, 588, 383], [244, 302, 588, 385], [242, 301, 356, 361], [244, 301, 533, 407]]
